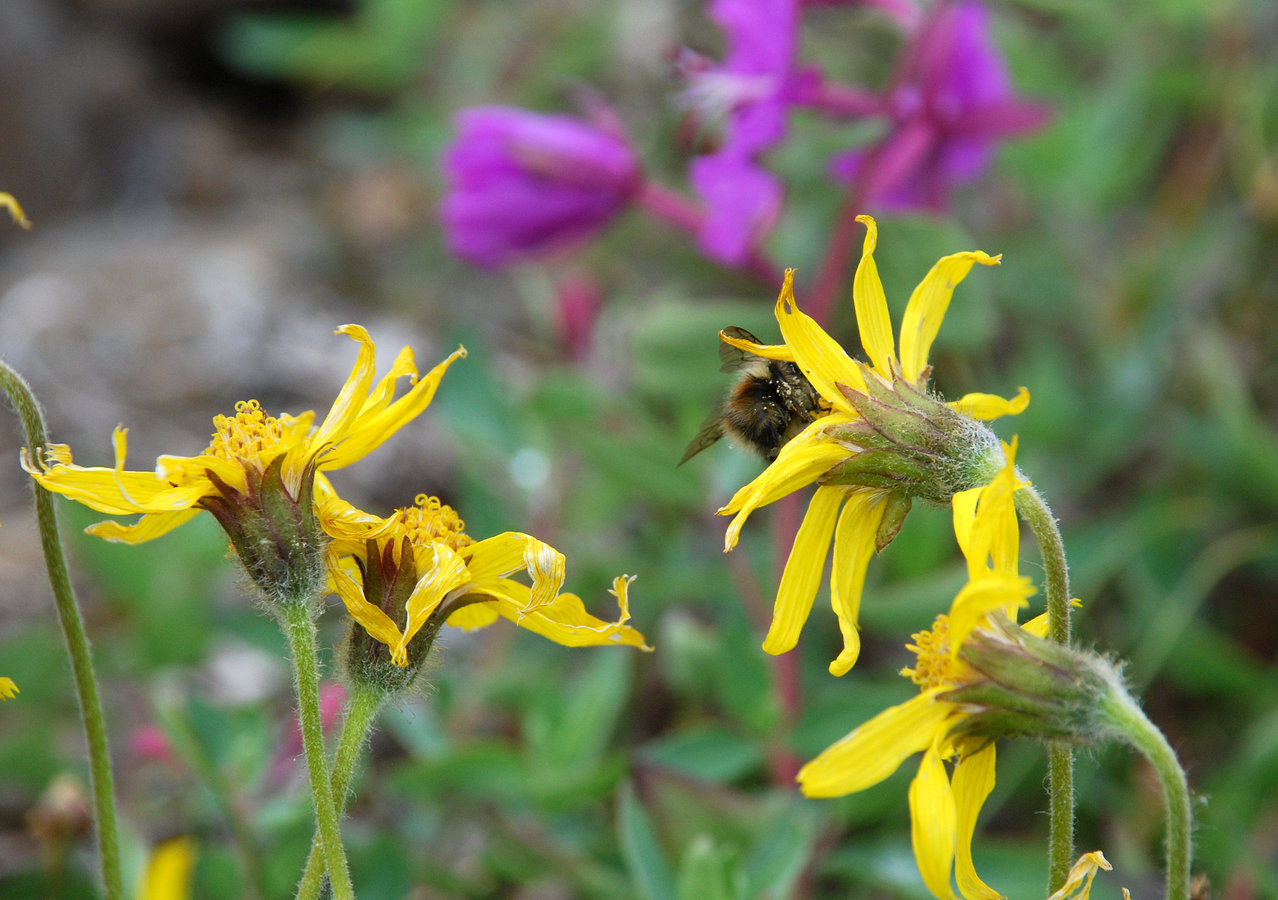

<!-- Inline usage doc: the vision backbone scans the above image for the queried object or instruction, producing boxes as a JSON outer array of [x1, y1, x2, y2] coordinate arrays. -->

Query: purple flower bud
[[440, 106, 642, 267]]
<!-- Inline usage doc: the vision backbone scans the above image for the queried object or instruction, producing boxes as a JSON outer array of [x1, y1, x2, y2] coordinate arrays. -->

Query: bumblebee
[[680, 326, 823, 465]]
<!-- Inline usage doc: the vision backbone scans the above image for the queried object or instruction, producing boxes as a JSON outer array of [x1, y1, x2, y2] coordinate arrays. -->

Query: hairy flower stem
[[1014, 483, 1075, 893], [0, 362, 123, 900], [295, 684, 385, 900], [281, 602, 356, 900], [1099, 686, 1192, 900]]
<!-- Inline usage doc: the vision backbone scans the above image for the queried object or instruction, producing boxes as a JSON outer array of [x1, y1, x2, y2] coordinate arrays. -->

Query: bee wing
[[718, 326, 763, 373], [678, 410, 726, 466]]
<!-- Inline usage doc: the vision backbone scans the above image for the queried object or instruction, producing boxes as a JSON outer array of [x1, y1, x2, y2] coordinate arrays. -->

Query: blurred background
[[1, 0, 1276, 897]]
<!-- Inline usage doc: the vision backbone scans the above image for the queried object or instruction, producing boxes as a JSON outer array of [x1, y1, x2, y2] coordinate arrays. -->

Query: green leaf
[[617, 783, 677, 900]]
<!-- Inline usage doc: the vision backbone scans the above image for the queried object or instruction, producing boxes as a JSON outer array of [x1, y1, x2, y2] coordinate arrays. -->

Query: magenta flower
[[441, 107, 642, 267], [831, 0, 1050, 211], [683, 0, 811, 264]]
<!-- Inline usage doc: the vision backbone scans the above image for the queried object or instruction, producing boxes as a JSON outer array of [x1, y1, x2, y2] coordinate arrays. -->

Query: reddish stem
[[637, 180, 783, 287]]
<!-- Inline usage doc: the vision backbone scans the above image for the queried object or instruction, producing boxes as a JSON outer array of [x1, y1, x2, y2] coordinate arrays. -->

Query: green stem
[[280, 602, 356, 900], [156, 693, 268, 900], [0, 362, 123, 900], [1099, 687, 1193, 900], [1014, 482, 1074, 893], [295, 683, 385, 900]]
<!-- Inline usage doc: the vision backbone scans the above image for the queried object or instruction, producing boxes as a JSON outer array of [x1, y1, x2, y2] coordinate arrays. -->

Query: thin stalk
[[1014, 483, 1074, 893], [295, 683, 385, 900], [1099, 688, 1192, 900], [280, 603, 355, 900], [156, 694, 268, 900], [0, 362, 123, 900]]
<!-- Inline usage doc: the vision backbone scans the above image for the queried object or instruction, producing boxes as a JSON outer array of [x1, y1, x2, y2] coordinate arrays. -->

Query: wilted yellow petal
[[827, 490, 888, 675], [898, 249, 1001, 384], [952, 743, 1002, 900], [328, 552, 405, 649], [397, 543, 471, 664], [471, 577, 651, 649], [799, 691, 949, 796], [909, 742, 959, 900], [310, 325, 380, 454], [1046, 850, 1112, 900], [762, 486, 842, 656]]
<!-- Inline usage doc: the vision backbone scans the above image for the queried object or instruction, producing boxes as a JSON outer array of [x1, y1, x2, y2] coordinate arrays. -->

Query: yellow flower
[[138, 835, 196, 900], [1, 192, 32, 230], [798, 450, 1038, 900], [0, 677, 18, 700], [22, 325, 465, 545], [329, 493, 651, 669], [1046, 851, 1114, 900], [718, 216, 1028, 675]]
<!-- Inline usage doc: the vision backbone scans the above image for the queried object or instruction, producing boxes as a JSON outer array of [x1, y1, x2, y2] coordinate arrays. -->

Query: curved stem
[[281, 603, 356, 900], [0, 362, 123, 900], [1014, 483, 1074, 893], [1099, 687, 1192, 900], [295, 683, 385, 900]]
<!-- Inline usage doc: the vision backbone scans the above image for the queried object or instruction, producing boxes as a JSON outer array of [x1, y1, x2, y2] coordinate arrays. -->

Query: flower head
[[717, 216, 1026, 674], [798, 451, 1036, 900], [440, 106, 642, 267], [22, 327, 464, 600], [683, 0, 811, 264], [330, 493, 650, 687], [0, 677, 18, 700], [831, 0, 1050, 211]]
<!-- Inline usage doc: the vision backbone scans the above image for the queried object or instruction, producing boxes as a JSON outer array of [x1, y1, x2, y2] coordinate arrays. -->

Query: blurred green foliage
[[4, 0, 1278, 897]]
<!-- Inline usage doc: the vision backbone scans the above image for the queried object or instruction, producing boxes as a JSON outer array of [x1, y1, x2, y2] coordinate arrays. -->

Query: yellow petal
[[310, 324, 380, 454], [852, 215, 897, 378], [324, 346, 466, 470], [948, 388, 1029, 421], [86, 509, 202, 544], [799, 691, 949, 796], [951, 485, 981, 569], [471, 576, 651, 649], [898, 248, 1002, 384], [447, 602, 500, 631], [717, 329, 795, 362], [0, 677, 19, 700], [139, 835, 197, 900], [773, 269, 866, 414], [719, 440, 849, 550], [827, 490, 888, 675], [328, 552, 405, 651], [948, 574, 1035, 656], [1023, 612, 1050, 637], [396, 543, 471, 664], [952, 743, 1002, 900], [762, 486, 843, 656], [1046, 850, 1112, 900], [20, 443, 203, 516], [909, 741, 959, 900]]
